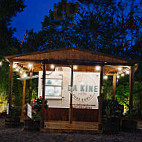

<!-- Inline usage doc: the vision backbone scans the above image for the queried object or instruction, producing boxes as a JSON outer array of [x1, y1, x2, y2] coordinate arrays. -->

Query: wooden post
[[21, 79, 26, 122], [69, 65, 73, 123], [29, 71, 33, 103], [98, 65, 103, 124], [129, 66, 134, 111], [8, 61, 13, 109], [112, 74, 116, 100], [41, 62, 46, 128]]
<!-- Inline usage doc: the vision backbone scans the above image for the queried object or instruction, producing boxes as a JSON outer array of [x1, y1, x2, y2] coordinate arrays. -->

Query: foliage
[[0, 0, 26, 57], [102, 99, 123, 118], [31, 97, 48, 120]]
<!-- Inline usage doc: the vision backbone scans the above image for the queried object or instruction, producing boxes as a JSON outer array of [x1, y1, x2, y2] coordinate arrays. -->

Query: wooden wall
[[44, 108, 98, 122]]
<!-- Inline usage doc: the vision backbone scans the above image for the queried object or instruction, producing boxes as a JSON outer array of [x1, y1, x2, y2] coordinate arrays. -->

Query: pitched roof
[[5, 47, 135, 65]]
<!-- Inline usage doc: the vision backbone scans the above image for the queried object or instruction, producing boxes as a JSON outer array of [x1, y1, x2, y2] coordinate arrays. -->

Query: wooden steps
[[41, 121, 102, 133]]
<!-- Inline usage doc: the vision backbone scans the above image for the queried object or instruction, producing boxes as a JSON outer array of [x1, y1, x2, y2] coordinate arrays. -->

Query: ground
[[0, 118, 142, 142]]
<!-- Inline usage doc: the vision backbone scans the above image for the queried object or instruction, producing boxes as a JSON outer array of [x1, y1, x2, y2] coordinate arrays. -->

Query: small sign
[[7, 103, 9, 115], [27, 104, 32, 119]]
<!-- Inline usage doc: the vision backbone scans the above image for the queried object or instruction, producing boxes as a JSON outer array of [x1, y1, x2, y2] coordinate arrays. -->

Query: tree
[[0, 0, 26, 58], [0, 0, 26, 109]]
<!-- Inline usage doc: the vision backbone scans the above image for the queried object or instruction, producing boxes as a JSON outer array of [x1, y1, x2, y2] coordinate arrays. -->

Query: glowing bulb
[[16, 68, 19, 72], [121, 73, 124, 77], [73, 65, 77, 70], [0, 61, 2, 66], [20, 70, 23, 74], [118, 67, 122, 71], [96, 66, 100, 71], [13, 64, 17, 68], [50, 64, 55, 69], [28, 63, 33, 69], [126, 70, 129, 74], [23, 73, 27, 78], [103, 75, 108, 80], [117, 75, 120, 79]]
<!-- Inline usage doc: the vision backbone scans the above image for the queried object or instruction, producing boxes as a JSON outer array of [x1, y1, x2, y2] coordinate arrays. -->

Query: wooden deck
[[41, 121, 102, 133]]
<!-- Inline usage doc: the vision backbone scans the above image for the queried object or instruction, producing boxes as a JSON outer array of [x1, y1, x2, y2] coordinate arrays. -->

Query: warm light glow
[[73, 65, 77, 70], [126, 70, 129, 74], [117, 75, 120, 78], [23, 73, 27, 78], [20, 70, 23, 74], [28, 63, 33, 69], [103, 75, 108, 80], [13, 64, 17, 68], [121, 73, 124, 77], [50, 64, 55, 69], [16, 68, 19, 72], [0, 61, 2, 66], [95, 66, 100, 71], [118, 67, 122, 71]]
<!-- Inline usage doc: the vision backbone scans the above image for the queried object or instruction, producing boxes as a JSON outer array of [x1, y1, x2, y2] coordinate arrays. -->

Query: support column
[[21, 79, 26, 122], [129, 66, 134, 112], [98, 65, 103, 123], [8, 61, 13, 110], [69, 65, 73, 123], [41, 62, 46, 128], [112, 74, 116, 100], [29, 71, 33, 103]]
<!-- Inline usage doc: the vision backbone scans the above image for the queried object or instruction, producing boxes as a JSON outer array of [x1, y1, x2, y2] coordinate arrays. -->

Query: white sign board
[[69, 72, 100, 109], [27, 104, 32, 119], [38, 67, 100, 109], [7, 103, 9, 115]]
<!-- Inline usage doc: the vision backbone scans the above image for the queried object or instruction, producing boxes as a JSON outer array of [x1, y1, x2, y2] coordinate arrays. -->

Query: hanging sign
[[7, 103, 9, 115], [27, 104, 32, 119]]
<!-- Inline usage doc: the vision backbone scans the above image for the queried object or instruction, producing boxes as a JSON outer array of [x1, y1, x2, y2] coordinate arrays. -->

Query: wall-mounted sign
[[38, 67, 100, 109], [27, 104, 32, 119]]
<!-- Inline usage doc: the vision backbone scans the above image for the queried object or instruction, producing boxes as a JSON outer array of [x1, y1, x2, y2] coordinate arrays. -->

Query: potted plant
[[24, 97, 48, 131], [102, 99, 123, 134], [121, 107, 137, 131]]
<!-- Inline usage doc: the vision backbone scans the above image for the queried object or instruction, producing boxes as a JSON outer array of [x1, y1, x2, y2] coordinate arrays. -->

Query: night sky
[[11, 0, 61, 41]]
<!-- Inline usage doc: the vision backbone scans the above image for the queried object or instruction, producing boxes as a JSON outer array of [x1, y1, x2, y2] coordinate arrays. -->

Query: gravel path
[[0, 118, 142, 142]]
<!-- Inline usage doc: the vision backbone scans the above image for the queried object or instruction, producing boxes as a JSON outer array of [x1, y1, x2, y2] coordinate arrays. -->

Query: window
[[45, 77, 62, 99]]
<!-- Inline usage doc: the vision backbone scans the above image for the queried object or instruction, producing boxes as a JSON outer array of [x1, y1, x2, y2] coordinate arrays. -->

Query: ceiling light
[[126, 70, 129, 74], [73, 65, 77, 70], [95, 66, 100, 71], [28, 63, 33, 69], [118, 67, 122, 71], [103, 75, 108, 80], [50, 64, 55, 69]]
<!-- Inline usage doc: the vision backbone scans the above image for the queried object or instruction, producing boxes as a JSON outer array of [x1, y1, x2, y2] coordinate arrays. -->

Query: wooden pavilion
[[5, 47, 138, 132]]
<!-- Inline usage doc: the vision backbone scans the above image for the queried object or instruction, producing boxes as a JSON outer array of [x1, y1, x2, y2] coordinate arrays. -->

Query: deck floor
[[41, 121, 102, 133]]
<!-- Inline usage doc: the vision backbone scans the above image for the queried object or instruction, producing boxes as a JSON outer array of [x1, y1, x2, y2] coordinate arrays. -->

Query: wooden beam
[[41, 62, 46, 128], [112, 74, 116, 100], [69, 65, 73, 123], [98, 66, 103, 124], [129, 66, 134, 111], [8, 61, 13, 108], [21, 79, 26, 122]]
